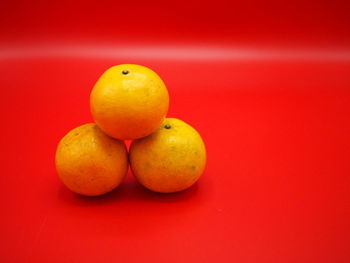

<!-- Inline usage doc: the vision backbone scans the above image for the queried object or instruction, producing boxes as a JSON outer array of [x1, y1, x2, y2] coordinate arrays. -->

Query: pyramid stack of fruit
[[55, 64, 206, 196]]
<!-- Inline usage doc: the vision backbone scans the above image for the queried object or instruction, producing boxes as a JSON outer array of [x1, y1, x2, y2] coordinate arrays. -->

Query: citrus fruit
[[90, 64, 169, 140], [129, 118, 206, 193], [55, 123, 128, 196]]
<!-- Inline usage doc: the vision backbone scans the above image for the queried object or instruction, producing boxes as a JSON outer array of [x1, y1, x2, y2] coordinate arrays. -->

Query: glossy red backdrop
[[1, 1, 350, 262]]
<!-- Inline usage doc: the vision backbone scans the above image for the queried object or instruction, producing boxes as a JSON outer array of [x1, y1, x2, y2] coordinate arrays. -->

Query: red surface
[[1, 1, 350, 263]]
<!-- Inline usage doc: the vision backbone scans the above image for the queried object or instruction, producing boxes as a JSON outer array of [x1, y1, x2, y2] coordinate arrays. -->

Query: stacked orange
[[55, 64, 206, 196]]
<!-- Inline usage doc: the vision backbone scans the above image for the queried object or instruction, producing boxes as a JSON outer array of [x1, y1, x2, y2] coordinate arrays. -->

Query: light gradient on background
[[1, 1, 350, 263]]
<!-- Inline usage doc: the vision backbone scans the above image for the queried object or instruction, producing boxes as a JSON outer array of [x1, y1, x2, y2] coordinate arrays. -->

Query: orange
[[55, 123, 128, 196], [129, 118, 206, 193], [90, 64, 169, 140]]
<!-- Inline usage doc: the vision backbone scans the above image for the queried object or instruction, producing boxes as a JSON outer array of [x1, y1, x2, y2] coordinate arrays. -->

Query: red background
[[1, 1, 350, 262]]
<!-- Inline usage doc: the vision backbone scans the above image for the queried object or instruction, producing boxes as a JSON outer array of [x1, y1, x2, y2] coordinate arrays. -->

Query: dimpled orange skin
[[130, 118, 207, 193], [90, 64, 169, 140], [55, 123, 128, 196]]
